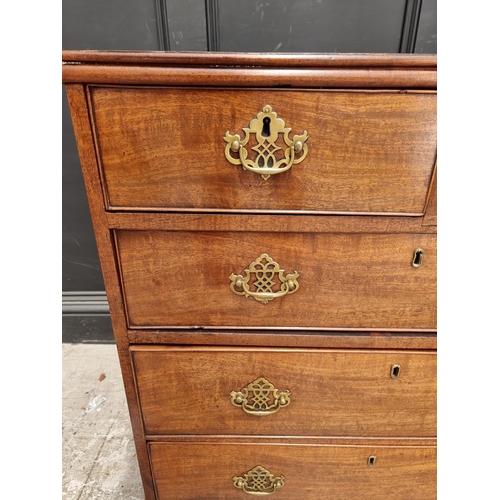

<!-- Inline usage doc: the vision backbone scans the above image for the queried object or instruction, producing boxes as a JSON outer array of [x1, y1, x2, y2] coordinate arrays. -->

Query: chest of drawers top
[[63, 51, 437, 337], [63, 51, 437, 214]]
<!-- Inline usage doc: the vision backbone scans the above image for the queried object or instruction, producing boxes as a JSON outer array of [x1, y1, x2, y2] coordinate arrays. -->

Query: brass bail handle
[[229, 253, 299, 305], [233, 466, 285, 495], [224, 105, 309, 180], [230, 377, 291, 416]]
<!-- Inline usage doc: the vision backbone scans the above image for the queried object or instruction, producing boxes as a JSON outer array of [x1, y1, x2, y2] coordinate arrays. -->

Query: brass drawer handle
[[229, 253, 299, 305], [224, 105, 308, 180], [233, 466, 285, 495], [230, 377, 291, 416]]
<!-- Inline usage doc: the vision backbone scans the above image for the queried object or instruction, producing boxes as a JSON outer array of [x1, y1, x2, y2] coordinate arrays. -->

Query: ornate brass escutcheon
[[229, 253, 299, 305], [230, 377, 291, 416], [233, 466, 285, 495], [224, 105, 309, 180]]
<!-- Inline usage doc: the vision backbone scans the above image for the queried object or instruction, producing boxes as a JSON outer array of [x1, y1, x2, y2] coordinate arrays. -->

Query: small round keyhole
[[262, 116, 271, 137], [367, 456, 377, 466], [390, 364, 401, 379]]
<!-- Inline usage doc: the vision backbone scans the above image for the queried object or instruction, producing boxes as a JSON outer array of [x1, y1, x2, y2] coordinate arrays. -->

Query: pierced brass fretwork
[[224, 105, 309, 180], [233, 466, 285, 495], [229, 253, 299, 305], [230, 377, 291, 416]]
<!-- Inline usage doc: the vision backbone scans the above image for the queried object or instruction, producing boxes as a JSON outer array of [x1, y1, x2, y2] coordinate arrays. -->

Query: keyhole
[[412, 248, 424, 268], [390, 364, 401, 379], [367, 456, 377, 466], [262, 117, 271, 137]]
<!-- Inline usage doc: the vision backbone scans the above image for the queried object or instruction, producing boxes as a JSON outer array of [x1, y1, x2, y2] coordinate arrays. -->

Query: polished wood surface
[[116, 230, 436, 330], [90, 87, 436, 214], [65, 84, 156, 499], [149, 442, 437, 500], [423, 164, 437, 226], [63, 52, 437, 500], [63, 49, 436, 90], [63, 51, 437, 68], [132, 347, 436, 437], [107, 212, 437, 232], [63, 66, 436, 88], [127, 330, 437, 349], [146, 435, 437, 446]]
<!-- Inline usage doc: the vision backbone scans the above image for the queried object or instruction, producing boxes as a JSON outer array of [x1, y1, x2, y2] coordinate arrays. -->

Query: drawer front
[[90, 87, 436, 214], [117, 230, 436, 330], [149, 442, 436, 499], [133, 348, 436, 437]]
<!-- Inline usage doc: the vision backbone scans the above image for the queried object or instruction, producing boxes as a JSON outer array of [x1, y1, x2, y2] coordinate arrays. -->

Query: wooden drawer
[[65, 52, 438, 500], [116, 230, 436, 330], [90, 87, 436, 214], [149, 442, 436, 499], [132, 347, 436, 437]]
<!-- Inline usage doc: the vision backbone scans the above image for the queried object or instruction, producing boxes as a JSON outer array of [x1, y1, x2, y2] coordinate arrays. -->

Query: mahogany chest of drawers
[[63, 51, 437, 499]]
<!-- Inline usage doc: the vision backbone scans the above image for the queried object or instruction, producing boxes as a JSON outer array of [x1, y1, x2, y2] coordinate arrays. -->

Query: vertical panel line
[[399, 0, 423, 53], [156, 0, 171, 51], [205, 0, 220, 51]]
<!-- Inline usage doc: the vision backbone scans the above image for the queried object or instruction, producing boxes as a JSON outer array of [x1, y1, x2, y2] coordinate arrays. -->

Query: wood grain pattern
[[63, 65, 437, 88], [145, 435, 437, 446], [107, 212, 437, 233], [90, 87, 436, 214], [63, 52, 437, 500], [65, 84, 156, 500], [149, 442, 436, 499], [127, 330, 437, 350], [116, 230, 436, 330], [62, 51, 437, 68], [132, 347, 436, 437], [423, 163, 437, 226]]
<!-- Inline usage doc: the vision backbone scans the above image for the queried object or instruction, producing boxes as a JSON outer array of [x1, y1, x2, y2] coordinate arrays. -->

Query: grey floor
[[62, 344, 144, 499]]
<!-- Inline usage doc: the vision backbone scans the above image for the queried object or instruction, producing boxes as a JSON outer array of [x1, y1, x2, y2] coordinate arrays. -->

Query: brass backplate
[[224, 105, 308, 180]]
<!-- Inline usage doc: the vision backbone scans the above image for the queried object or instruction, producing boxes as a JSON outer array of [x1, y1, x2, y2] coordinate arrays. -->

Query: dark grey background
[[217, 0, 407, 53], [62, 0, 436, 341]]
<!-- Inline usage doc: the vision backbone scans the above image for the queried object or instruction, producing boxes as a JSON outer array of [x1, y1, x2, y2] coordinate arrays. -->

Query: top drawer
[[89, 87, 436, 214]]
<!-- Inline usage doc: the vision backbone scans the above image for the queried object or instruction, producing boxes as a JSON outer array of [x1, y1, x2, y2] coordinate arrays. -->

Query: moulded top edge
[[62, 50, 437, 69]]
